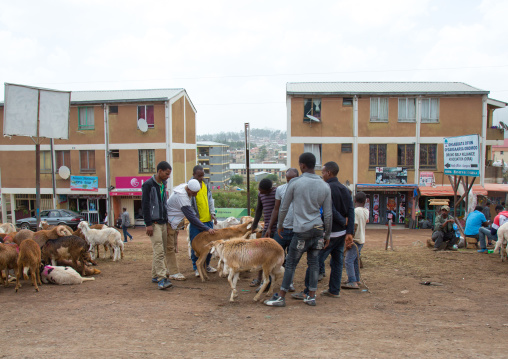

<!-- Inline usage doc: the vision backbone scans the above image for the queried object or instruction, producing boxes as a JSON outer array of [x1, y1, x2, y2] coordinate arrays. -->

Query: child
[[342, 191, 369, 289]]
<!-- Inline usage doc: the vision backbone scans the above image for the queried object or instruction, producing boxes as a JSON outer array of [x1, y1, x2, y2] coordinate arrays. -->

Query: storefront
[[68, 175, 106, 224], [109, 176, 151, 226]]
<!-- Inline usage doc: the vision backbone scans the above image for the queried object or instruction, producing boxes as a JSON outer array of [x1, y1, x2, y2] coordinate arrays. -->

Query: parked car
[[16, 209, 84, 230]]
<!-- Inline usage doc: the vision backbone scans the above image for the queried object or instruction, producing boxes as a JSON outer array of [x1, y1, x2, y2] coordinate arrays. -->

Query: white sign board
[[3, 83, 70, 139], [443, 134, 480, 177]]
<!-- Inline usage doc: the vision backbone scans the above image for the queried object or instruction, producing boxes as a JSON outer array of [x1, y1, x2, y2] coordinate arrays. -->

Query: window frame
[[303, 143, 322, 166], [109, 105, 118, 114], [398, 98, 416, 122], [55, 150, 71, 173], [369, 144, 387, 169], [370, 97, 389, 122], [421, 98, 440, 123], [341, 143, 352, 153], [80, 150, 96, 174], [342, 97, 353, 106], [40, 151, 52, 173], [303, 98, 322, 122], [78, 107, 95, 130], [138, 149, 155, 173], [420, 144, 438, 170], [137, 105, 155, 129], [397, 144, 415, 169]]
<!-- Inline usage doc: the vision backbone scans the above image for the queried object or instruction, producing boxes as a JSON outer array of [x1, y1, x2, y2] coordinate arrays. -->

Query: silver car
[[16, 209, 84, 230]]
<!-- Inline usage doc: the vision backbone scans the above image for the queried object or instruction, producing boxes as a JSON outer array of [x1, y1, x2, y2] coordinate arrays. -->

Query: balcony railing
[[487, 128, 504, 141]]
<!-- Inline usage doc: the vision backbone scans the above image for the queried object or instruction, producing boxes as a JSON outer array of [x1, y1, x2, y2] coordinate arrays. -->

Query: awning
[[484, 183, 508, 193], [356, 184, 418, 192], [419, 185, 487, 197]]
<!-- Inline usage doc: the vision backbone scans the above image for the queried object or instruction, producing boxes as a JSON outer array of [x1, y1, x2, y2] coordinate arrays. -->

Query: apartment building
[[286, 82, 507, 225], [230, 163, 287, 181], [0, 88, 197, 225], [196, 141, 231, 188]]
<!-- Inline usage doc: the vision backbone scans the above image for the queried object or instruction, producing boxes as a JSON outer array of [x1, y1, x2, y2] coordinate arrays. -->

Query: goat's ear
[[247, 223, 252, 230]]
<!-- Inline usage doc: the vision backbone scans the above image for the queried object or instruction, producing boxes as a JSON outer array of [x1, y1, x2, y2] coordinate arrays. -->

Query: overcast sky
[[1, 0, 507, 134]]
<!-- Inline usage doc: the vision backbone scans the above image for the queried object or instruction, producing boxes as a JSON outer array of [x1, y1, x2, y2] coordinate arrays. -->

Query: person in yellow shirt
[[189, 165, 218, 277]]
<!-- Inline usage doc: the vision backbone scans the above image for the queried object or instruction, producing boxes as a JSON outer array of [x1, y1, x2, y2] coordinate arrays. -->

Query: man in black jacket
[[296, 161, 354, 299], [142, 161, 172, 290]]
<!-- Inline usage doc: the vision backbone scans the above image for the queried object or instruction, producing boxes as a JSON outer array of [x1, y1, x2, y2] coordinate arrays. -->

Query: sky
[[1, 0, 508, 134]]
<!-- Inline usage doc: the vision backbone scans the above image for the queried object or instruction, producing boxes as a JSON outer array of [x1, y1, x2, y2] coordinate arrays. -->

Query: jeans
[[190, 221, 213, 271], [280, 227, 324, 293], [122, 225, 132, 241], [306, 235, 345, 296], [432, 230, 457, 249], [478, 227, 496, 249], [345, 243, 363, 283], [274, 228, 294, 253]]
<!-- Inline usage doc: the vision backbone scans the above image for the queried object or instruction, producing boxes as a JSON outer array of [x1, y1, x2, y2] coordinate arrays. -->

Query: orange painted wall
[[185, 98, 196, 144], [108, 103, 166, 144], [358, 97, 416, 137], [186, 149, 196, 180], [172, 97, 185, 143], [172, 149, 185, 186]]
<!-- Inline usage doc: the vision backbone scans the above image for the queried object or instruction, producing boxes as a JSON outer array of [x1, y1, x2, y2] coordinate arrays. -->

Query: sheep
[[73, 224, 113, 260], [15, 239, 42, 292], [192, 220, 254, 282], [78, 221, 124, 261], [32, 225, 73, 248], [210, 237, 285, 302], [41, 235, 92, 276], [494, 222, 508, 261], [0, 242, 19, 287], [41, 265, 95, 285], [185, 217, 242, 258], [12, 229, 34, 245], [0, 223, 16, 233]]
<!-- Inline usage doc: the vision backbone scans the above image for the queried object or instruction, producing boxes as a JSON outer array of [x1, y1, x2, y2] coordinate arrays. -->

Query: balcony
[[487, 128, 504, 141], [485, 165, 504, 184]]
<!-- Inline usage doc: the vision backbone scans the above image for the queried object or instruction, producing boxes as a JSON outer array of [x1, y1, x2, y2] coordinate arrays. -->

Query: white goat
[[186, 217, 241, 258], [494, 222, 508, 261], [78, 221, 124, 261], [0, 223, 16, 233], [210, 237, 285, 302], [41, 265, 95, 285]]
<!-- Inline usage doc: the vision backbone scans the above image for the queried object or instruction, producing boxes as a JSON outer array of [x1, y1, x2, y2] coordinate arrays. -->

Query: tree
[[256, 146, 268, 162], [265, 174, 279, 184], [230, 174, 243, 185]]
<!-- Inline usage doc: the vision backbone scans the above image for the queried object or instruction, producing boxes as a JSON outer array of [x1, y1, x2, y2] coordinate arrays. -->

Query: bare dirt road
[[2, 227, 508, 358]]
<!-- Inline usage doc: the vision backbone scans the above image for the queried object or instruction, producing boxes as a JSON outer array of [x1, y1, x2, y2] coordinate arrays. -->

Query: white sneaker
[[195, 270, 200, 277], [206, 266, 217, 273], [169, 273, 186, 281]]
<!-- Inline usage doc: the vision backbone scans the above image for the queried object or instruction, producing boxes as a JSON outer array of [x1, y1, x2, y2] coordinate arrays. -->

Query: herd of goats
[[0, 216, 286, 302]]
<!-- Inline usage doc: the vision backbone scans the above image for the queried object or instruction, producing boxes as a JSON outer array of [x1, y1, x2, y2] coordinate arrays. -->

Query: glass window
[[40, 151, 52, 173], [78, 107, 95, 130], [80, 150, 96, 173], [55, 150, 71, 172], [420, 144, 437, 169], [303, 98, 321, 122], [421, 98, 440, 123], [138, 105, 155, 128], [369, 144, 387, 168], [303, 144, 322, 166], [370, 98, 389, 122], [139, 149, 155, 173], [398, 98, 416, 122], [397, 144, 415, 168], [341, 143, 352, 153]]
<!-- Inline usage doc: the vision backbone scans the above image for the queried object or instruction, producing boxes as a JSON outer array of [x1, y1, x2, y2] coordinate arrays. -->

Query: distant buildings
[[197, 141, 231, 188], [230, 163, 287, 182]]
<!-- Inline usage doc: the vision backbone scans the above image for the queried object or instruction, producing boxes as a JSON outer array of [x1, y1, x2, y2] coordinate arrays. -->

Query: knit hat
[[187, 179, 201, 192]]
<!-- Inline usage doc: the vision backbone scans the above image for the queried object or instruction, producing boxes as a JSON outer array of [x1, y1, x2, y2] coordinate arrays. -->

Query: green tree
[[230, 174, 243, 185], [265, 174, 279, 184], [256, 146, 268, 162]]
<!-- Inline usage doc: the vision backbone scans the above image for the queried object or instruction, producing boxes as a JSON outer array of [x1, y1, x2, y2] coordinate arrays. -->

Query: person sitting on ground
[[464, 205, 494, 253], [432, 205, 457, 251], [342, 191, 369, 290], [167, 179, 216, 281]]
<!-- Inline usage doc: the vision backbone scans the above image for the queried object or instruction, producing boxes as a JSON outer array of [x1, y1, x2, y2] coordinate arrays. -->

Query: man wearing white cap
[[166, 179, 216, 280]]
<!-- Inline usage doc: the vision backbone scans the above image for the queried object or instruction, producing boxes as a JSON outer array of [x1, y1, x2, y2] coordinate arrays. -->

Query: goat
[[210, 237, 285, 302], [56, 259, 101, 276], [494, 222, 508, 261], [0, 223, 16, 234], [15, 239, 42, 292], [78, 221, 123, 261], [41, 235, 92, 276], [41, 265, 95, 285], [12, 229, 34, 246], [185, 217, 242, 258], [0, 243, 19, 287], [39, 220, 73, 234], [33, 226, 73, 248], [74, 224, 113, 260], [192, 220, 254, 282]]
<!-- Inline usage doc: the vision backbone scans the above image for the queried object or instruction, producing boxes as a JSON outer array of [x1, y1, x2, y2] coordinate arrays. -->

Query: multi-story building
[[0, 88, 197, 226], [230, 163, 287, 182], [286, 82, 507, 225], [196, 141, 230, 188], [230, 149, 245, 164]]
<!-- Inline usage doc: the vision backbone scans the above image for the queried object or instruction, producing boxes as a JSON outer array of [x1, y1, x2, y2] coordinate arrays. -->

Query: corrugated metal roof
[[286, 82, 489, 96], [197, 141, 229, 146], [70, 88, 185, 104]]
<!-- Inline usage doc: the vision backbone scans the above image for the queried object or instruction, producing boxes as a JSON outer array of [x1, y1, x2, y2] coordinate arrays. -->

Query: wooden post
[[385, 219, 393, 250]]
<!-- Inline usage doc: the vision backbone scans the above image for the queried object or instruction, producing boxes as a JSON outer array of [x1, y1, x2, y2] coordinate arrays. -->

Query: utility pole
[[245, 123, 250, 215]]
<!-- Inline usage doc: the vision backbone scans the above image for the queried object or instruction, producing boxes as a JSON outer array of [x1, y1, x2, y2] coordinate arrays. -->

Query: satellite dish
[[500, 121, 508, 130], [307, 114, 321, 122], [137, 118, 148, 133], [58, 166, 70, 179]]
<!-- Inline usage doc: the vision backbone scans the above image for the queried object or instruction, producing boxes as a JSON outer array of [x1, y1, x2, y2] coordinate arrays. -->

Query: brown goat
[[12, 229, 35, 245], [41, 235, 91, 276], [56, 259, 101, 276], [0, 243, 19, 287], [192, 220, 254, 282], [15, 239, 42, 292], [39, 220, 73, 234], [33, 225, 73, 248]]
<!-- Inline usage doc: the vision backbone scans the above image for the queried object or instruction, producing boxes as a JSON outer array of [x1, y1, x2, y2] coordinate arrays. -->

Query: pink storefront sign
[[109, 191, 141, 196], [115, 176, 152, 189]]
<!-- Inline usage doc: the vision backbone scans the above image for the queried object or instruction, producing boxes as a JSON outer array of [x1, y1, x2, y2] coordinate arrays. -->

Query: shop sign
[[109, 191, 142, 196], [116, 176, 151, 189], [375, 167, 407, 184], [443, 134, 480, 177], [419, 171, 435, 187], [215, 208, 248, 218], [70, 176, 98, 191]]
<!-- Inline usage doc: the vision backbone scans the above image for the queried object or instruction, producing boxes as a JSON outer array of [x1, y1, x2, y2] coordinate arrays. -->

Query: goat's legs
[[89, 244, 96, 260], [36, 262, 42, 286], [14, 263, 22, 292], [253, 269, 271, 302], [228, 271, 240, 302], [30, 265, 39, 292], [196, 250, 210, 282]]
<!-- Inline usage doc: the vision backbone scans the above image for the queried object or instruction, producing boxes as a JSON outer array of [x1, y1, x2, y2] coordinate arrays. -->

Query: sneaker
[[477, 249, 488, 253], [151, 277, 158, 283], [264, 293, 286, 307], [288, 283, 296, 292], [321, 289, 340, 298], [341, 282, 359, 290], [123, 240, 128, 243], [318, 273, 325, 281], [195, 270, 200, 277], [255, 280, 271, 293], [303, 295, 316, 306], [291, 291, 305, 300], [169, 273, 186, 281], [206, 266, 217, 273], [158, 278, 173, 290]]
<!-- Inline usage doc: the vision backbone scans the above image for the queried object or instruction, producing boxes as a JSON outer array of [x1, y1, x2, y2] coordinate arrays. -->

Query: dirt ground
[[2, 226, 508, 358]]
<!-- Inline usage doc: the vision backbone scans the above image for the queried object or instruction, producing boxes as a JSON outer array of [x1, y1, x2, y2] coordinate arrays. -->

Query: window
[[398, 98, 416, 122], [109, 105, 118, 114], [78, 107, 95, 130], [55, 151, 71, 172], [369, 144, 387, 168], [304, 144, 322, 166], [303, 98, 321, 122], [341, 143, 352, 153], [397, 144, 415, 168], [138, 105, 154, 129], [138, 149, 155, 173], [420, 144, 437, 169], [370, 98, 389, 122], [343, 97, 353, 106], [421, 98, 439, 123], [80, 150, 96, 173], [40, 151, 52, 173], [110, 150, 119, 158]]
